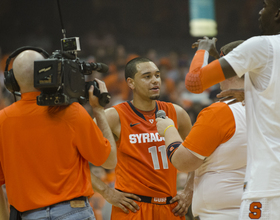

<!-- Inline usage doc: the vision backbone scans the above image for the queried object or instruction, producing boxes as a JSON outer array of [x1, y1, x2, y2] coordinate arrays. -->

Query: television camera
[[33, 1, 111, 107]]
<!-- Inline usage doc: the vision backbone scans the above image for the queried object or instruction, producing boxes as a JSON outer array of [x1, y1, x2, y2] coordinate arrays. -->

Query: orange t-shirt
[[114, 100, 178, 198], [182, 102, 236, 157], [0, 92, 111, 212]]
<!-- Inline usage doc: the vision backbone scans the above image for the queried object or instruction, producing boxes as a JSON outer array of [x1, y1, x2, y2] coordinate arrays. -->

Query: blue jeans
[[21, 198, 96, 220]]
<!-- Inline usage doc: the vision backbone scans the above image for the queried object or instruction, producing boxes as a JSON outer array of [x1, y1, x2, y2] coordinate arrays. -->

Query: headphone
[[4, 46, 50, 93]]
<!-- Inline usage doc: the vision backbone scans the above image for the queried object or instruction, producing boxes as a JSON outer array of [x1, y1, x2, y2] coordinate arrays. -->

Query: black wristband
[[166, 141, 182, 162]]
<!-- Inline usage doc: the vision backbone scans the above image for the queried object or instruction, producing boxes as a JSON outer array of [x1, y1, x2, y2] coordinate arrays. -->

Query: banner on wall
[[189, 0, 217, 37]]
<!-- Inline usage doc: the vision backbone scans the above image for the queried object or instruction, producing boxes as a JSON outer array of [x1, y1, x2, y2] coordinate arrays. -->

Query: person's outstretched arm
[[89, 79, 117, 169], [185, 37, 237, 93]]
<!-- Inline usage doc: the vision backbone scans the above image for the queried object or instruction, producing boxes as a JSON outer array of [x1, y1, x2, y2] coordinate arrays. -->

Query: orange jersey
[[111, 201, 185, 220], [114, 101, 178, 198]]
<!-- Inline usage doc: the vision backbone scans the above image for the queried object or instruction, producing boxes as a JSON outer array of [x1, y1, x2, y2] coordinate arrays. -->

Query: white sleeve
[[187, 148, 206, 160], [223, 36, 270, 78]]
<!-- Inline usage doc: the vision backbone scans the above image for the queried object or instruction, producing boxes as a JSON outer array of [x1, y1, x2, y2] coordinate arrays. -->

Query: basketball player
[[105, 57, 192, 220], [178, 1, 280, 219]]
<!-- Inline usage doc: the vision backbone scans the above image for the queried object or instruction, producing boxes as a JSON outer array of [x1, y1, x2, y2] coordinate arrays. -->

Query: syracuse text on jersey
[[129, 132, 165, 144]]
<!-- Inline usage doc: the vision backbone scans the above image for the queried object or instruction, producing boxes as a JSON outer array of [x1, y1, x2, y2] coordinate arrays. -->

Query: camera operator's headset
[[4, 46, 50, 94]]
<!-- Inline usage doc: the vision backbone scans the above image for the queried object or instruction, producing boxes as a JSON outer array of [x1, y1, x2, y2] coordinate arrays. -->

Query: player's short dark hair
[[125, 57, 152, 80], [220, 40, 244, 56]]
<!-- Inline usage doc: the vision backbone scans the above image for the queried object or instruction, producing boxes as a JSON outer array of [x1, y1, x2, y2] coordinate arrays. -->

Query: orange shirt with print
[[0, 92, 111, 212]]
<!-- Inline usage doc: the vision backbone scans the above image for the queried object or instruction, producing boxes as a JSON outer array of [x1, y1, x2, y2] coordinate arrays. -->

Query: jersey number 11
[[148, 145, 169, 170]]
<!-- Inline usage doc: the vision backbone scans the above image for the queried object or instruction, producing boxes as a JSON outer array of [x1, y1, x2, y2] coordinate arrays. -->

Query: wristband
[[163, 125, 175, 136], [166, 141, 182, 162]]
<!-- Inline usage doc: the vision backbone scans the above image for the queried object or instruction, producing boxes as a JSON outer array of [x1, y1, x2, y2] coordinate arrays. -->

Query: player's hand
[[170, 190, 193, 217], [88, 79, 108, 110], [155, 117, 175, 137], [102, 188, 141, 214], [192, 36, 220, 59], [217, 89, 245, 105]]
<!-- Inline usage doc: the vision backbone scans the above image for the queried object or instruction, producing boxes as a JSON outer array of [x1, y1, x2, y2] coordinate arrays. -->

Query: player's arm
[[104, 107, 121, 141], [0, 186, 8, 220], [185, 37, 237, 94], [182, 171, 194, 198], [103, 108, 143, 213], [90, 173, 140, 214], [170, 171, 194, 217], [88, 80, 116, 169], [169, 105, 193, 216], [173, 104, 192, 139]]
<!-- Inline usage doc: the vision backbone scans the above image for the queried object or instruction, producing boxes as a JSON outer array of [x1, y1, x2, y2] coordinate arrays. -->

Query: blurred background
[[0, 0, 262, 219]]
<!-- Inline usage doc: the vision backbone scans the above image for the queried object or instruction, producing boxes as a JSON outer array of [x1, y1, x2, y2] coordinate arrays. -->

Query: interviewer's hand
[[217, 89, 245, 105], [102, 188, 141, 214], [88, 78, 108, 110], [171, 190, 193, 217], [192, 36, 220, 59], [156, 117, 175, 137]]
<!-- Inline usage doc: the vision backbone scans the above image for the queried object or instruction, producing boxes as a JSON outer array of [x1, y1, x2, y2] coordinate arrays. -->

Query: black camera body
[[34, 37, 110, 107]]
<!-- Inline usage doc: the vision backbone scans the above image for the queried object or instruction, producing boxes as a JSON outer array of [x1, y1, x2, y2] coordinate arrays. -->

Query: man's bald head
[[13, 50, 45, 93]]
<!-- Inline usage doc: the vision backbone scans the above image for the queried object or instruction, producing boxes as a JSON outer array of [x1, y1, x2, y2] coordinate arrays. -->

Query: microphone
[[156, 110, 166, 119]]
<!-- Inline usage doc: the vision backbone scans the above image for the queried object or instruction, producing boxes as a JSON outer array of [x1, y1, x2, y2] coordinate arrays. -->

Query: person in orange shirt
[[0, 48, 116, 219], [104, 57, 193, 220], [156, 41, 247, 220]]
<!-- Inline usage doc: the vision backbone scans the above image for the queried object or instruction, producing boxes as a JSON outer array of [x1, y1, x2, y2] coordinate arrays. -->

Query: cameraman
[[0, 50, 116, 220]]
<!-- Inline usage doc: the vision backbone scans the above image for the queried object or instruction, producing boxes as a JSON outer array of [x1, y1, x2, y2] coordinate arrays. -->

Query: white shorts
[[238, 196, 280, 220], [195, 209, 239, 220]]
